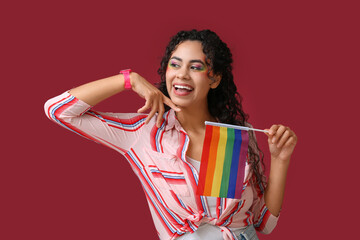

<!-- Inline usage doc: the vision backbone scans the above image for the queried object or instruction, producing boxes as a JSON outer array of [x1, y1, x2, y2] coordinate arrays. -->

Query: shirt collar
[[164, 109, 220, 132], [164, 109, 183, 132]]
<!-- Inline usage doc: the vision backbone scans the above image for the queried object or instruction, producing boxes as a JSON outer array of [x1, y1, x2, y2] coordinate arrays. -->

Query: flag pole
[[205, 121, 269, 133]]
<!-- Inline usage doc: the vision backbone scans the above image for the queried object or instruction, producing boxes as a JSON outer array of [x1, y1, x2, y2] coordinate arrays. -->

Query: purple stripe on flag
[[227, 129, 242, 198], [234, 130, 249, 199]]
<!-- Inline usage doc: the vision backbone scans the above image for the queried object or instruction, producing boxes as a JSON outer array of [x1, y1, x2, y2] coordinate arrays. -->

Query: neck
[[175, 104, 217, 133]]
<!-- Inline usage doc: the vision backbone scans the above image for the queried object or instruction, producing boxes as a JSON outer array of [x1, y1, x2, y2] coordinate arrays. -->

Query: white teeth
[[174, 85, 193, 91]]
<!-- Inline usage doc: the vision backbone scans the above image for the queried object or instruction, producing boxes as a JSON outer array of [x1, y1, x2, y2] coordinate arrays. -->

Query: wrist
[[271, 155, 291, 164], [271, 158, 290, 168], [269, 159, 290, 178], [129, 72, 138, 88], [119, 69, 132, 89]]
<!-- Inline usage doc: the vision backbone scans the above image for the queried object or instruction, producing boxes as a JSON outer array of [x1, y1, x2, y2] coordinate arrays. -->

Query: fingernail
[[272, 138, 276, 143]]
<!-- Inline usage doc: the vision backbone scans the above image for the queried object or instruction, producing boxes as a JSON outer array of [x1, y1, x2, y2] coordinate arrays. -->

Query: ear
[[210, 74, 222, 89]]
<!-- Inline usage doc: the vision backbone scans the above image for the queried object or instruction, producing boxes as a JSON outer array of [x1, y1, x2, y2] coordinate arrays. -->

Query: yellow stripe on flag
[[211, 126, 227, 197]]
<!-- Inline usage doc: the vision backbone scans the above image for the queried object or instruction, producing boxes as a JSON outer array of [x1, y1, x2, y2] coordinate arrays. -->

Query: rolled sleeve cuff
[[254, 206, 280, 234], [44, 91, 92, 121]]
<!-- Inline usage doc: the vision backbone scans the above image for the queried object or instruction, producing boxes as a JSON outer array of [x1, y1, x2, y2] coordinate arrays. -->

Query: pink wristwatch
[[120, 69, 132, 89]]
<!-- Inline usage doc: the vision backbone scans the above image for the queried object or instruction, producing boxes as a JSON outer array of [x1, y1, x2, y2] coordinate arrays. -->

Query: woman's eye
[[191, 65, 205, 71], [169, 62, 180, 68]]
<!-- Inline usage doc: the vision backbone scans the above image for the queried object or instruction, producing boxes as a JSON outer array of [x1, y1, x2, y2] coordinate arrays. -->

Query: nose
[[176, 67, 190, 80]]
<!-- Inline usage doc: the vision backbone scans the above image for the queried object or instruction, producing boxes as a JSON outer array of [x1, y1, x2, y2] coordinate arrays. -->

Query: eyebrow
[[170, 56, 205, 65]]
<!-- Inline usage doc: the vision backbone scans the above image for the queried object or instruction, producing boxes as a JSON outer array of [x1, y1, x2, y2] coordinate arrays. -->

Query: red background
[[2, 0, 359, 239]]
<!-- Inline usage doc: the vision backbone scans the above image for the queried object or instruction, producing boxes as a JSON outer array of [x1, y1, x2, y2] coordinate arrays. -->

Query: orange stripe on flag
[[211, 126, 227, 197]]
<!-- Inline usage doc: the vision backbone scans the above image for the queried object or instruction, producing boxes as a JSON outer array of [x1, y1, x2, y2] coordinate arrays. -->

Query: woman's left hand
[[265, 125, 297, 164]]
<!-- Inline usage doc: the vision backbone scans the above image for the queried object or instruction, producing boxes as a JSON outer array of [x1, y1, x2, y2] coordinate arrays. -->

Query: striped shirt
[[44, 91, 279, 240]]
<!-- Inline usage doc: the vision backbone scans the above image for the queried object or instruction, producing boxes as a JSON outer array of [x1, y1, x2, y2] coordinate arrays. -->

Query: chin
[[170, 97, 192, 109]]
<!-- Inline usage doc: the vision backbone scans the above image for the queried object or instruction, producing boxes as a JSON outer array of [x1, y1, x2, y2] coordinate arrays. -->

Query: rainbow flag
[[196, 122, 250, 199]]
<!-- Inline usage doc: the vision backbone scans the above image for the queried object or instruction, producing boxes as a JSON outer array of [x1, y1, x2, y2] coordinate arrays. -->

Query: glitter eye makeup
[[168, 61, 180, 68], [168, 56, 207, 72], [191, 64, 206, 72]]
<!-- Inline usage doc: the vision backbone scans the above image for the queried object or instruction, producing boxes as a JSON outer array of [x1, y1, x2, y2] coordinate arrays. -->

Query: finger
[[267, 125, 279, 144], [137, 99, 152, 113], [276, 129, 291, 148], [146, 101, 159, 125], [264, 129, 271, 137], [157, 101, 165, 128], [163, 96, 181, 112], [284, 136, 297, 148], [268, 125, 280, 136], [272, 125, 287, 144]]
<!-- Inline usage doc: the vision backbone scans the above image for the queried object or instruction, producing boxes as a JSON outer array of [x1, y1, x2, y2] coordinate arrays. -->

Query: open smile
[[173, 84, 194, 96]]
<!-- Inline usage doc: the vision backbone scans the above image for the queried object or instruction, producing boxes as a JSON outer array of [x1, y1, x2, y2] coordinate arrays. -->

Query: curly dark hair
[[157, 29, 266, 189]]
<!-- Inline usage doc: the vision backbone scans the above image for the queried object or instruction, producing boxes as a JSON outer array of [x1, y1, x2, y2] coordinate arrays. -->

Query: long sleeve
[[250, 174, 279, 234], [244, 123, 279, 234], [44, 91, 148, 154]]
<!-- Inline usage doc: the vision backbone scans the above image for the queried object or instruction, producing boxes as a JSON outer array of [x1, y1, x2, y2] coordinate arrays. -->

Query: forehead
[[171, 40, 206, 61]]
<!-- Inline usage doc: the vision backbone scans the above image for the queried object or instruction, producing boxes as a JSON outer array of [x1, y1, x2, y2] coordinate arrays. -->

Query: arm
[[249, 124, 297, 234], [68, 72, 180, 127], [264, 125, 297, 216], [68, 74, 126, 106], [44, 72, 181, 153]]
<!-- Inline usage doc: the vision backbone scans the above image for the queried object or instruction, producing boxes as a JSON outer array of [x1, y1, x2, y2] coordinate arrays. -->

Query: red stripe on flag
[[196, 124, 213, 195], [203, 125, 220, 196]]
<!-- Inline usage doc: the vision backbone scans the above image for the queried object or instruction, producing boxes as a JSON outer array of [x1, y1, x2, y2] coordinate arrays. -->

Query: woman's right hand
[[130, 72, 181, 128]]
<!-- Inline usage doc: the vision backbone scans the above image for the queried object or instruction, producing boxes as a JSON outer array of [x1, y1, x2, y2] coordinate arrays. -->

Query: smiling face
[[165, 40, 220, 110]]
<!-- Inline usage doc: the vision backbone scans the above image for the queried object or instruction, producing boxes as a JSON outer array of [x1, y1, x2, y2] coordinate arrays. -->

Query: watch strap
[[120, 69, 132, 89]]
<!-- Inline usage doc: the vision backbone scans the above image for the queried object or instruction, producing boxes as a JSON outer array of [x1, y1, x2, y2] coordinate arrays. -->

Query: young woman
[[44, 29, 297, 240]]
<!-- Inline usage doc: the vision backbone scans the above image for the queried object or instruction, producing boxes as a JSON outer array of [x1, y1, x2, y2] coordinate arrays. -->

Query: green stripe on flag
[[219, 127, 235, 197]]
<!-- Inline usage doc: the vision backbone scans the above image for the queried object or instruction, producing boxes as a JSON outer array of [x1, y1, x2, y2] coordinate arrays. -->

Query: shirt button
[[218, 206, 221, 209]]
